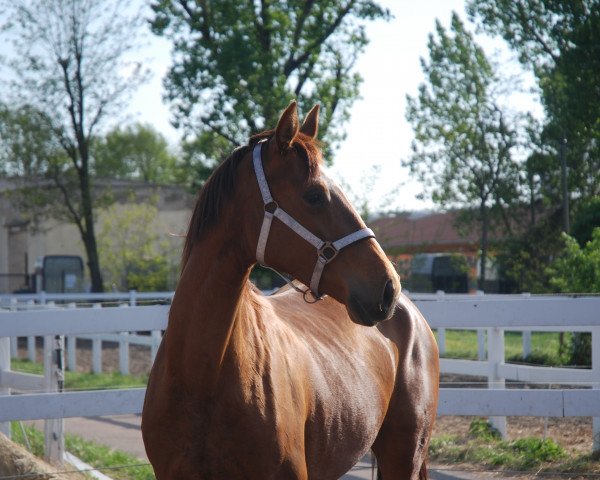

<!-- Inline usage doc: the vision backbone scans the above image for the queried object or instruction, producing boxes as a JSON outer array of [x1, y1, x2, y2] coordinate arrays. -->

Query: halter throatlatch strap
[[252, 141, 375, 300]]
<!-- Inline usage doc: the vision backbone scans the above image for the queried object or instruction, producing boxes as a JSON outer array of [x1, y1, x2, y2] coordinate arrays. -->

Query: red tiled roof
[[368, 211, 479, 252]]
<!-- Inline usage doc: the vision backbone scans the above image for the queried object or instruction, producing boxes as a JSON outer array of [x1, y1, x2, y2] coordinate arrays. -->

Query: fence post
[[92, 304, 102, 374], [27, 336, 37, 363], [436, 291, 446, 356], [0, 336, 11, 437], [44, 335, 64, 466], [593, 327, 600, 453], [119, 332, 130, 375], [67, 335, 77, 372], [29, 292, 47, 363], [119, 304, 130, 375], [129, 290, 137, 307], [522, 331, 532, 358], [487, 327, 506, 438], [473, 291, 486, 361], [521, 293, 532, 358], [151, 330, 161, 363], [10, 337, 17, 359], [92, 337, 102, 374], [477, 330, 486, 361], [67, 303, 77, 372], [9, 298, 18, 358]]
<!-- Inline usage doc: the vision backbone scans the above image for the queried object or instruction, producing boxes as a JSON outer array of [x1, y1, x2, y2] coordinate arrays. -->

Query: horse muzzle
[[347, 277, 400, 327]]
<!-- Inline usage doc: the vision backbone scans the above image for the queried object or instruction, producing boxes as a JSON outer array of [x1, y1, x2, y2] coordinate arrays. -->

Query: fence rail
[[1, 291, 600, 463], [0, 290, 174, 305]]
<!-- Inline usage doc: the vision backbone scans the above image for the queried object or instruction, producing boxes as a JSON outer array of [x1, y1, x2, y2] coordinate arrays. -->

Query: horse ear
[[275, 100, 299, 150], [300, 104, 320, 139]]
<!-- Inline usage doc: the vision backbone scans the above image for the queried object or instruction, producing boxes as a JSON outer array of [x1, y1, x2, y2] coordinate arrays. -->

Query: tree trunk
[[478, 201, 489, 292], [79, 146, 104, 293], [82, 217, 104, 293]]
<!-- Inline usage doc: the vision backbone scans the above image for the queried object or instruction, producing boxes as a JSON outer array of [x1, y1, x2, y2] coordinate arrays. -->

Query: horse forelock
[[182, 130, 323, 268]]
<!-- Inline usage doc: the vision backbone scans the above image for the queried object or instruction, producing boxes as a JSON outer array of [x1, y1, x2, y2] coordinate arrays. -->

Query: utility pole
[[560, 136, 569, 233]]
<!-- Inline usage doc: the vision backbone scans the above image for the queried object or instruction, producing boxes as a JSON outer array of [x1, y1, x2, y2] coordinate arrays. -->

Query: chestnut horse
[[142, 101, 439, 479]]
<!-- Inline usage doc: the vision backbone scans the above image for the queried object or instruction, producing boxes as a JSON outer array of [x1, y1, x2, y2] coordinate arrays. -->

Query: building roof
[[368, 210, 480, 254]]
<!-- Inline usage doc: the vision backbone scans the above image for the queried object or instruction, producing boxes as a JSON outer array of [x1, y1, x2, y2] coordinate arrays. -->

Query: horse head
[[242, 101, 401, 326]]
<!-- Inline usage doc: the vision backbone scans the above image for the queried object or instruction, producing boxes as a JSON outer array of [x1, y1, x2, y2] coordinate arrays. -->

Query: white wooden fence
[[1, 291, 171, 375], [1, 292, 600, 465]]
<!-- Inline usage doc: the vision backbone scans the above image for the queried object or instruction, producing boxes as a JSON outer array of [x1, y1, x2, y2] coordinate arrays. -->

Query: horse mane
[[181, 130, 322, 267]]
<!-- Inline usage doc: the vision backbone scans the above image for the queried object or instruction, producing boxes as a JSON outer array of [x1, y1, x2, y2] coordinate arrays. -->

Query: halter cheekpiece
[[252, 140, 375, 301]]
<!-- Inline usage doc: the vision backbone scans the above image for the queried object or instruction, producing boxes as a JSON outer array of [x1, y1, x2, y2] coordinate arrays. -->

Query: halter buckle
[[318, 242, 338, 263], [265, 201, 278, 214]]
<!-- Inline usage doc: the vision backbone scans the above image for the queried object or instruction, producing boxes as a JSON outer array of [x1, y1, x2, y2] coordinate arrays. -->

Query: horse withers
[[141, 101, 439, 479]]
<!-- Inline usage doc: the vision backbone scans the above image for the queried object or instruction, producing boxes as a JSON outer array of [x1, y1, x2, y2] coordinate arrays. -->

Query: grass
[[429, 418, 600, 475], [9, 361, 151, 478], [11, 422, 155, 480], [435, 330, 573, 366], [11, 359, 149, 390]]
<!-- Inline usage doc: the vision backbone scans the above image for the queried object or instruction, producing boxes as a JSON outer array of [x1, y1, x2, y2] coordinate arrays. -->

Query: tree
[[93, 123, 181, 184], [97, 199, 180, 292], [149, 0, 390, 175], [404, 13, 521, 289], [571, 196, 600, 247], [0, 105, 56, 178], [0, 0, 148, 292], [546, 226, 600, 365], [495, 211, 564, 293], [548, 228, 600, 294], [0, 104, 96, 230], [467, 0, 600, 202]]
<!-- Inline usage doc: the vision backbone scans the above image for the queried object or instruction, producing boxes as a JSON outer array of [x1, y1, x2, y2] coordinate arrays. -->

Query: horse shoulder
[[265, 293, 398, 477]]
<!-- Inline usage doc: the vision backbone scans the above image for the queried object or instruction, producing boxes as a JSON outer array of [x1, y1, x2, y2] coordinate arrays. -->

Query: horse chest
[[206, 352, 388, 479], [303, 351, 393, 472]]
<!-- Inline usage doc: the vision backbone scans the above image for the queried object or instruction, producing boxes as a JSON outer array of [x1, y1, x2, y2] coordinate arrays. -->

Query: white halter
[[252, 141, 375, 300]]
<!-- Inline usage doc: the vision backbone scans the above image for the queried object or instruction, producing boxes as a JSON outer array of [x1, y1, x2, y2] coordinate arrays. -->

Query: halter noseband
[[252, 141, 375, 301]]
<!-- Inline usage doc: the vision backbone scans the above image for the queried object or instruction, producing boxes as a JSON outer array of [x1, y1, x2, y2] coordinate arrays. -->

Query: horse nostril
[[379, 279, 395, 315]]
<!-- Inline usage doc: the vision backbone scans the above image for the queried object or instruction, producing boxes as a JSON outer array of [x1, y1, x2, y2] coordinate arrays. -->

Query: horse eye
[[303, 188, 326, 206]]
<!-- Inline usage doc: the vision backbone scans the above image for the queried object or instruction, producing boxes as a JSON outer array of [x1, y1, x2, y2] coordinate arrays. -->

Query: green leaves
[[1, 0, 151, 292], [150, 0, 389, 164], [405, 12, 523, 289], [405, 13, 519, 210], [97, 199, 180, 292], [548, 228, 600, 294], [467, 0, 600, 201], [92, 123, 180, 184]]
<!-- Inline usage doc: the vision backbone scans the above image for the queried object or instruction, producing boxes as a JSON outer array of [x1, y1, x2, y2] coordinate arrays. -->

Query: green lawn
[[11, 422, 155, 480], [434, 330, 573, 366], [11, 359, 148, 390]]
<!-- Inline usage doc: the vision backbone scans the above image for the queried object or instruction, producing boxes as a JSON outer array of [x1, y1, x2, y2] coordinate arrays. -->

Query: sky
[[125, 0, 540, 214]]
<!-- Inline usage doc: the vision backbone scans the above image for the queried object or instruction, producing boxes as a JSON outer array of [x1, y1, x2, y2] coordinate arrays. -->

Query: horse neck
[[165, 229, 254, 386]]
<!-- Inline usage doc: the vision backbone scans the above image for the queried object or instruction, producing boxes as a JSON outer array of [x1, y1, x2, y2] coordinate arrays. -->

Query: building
[[369, 210, 501, 292], [0, 179, 195, 293]]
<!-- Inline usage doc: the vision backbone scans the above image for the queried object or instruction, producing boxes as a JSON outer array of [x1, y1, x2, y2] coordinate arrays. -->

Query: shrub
[[469, 418, 501, 441]]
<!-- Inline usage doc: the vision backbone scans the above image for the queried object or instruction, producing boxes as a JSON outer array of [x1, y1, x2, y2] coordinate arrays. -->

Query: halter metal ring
[[318, 242, 338, 263], [303, 288, 322, 303], [265, 201, 278, 214]]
